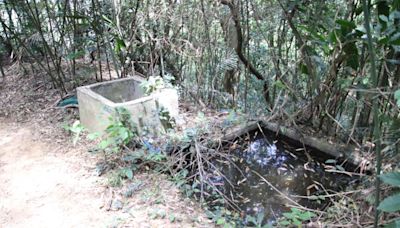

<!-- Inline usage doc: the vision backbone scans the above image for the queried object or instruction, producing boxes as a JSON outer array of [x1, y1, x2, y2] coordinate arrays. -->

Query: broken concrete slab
[[77, 76, 179, 135]]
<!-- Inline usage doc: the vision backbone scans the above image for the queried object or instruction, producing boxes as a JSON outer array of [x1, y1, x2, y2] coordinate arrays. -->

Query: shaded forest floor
[[0, 65, 212, 227]]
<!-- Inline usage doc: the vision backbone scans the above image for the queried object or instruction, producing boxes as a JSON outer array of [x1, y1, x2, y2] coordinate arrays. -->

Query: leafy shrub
[[278, 208, 316, 227], [378, 172, 400, 227], [63, 120, 85, 146], [98, 107, 139, 154], [140, 75, 174, 95]]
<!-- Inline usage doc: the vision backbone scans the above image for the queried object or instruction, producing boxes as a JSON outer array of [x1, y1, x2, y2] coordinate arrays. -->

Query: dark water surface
[[211, 130, 356, 224]]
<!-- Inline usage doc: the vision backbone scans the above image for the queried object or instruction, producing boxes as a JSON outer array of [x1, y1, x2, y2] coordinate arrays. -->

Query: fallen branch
[[216, 120, 371, 171], [261, 121, 371, 171]]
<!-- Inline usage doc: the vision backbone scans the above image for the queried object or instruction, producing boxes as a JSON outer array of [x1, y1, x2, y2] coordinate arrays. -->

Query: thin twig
[[252, 170, 322, 214]]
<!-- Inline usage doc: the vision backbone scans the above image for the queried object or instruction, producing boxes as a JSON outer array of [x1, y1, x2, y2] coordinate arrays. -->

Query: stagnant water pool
[[209, 129, 357, 224]]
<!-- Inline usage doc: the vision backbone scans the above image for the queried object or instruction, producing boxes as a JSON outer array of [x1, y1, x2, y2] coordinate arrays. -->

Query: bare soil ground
[[0, 64, 212, 227], [0, 120, 115, 227]]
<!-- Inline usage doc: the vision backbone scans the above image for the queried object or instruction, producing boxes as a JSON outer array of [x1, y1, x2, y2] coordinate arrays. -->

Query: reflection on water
[[212, 133, 354, 224]]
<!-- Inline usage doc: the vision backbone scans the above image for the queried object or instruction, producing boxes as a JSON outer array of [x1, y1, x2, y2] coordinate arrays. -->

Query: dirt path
[[0, 121, 113, 227], [0, 120, 212, 228]]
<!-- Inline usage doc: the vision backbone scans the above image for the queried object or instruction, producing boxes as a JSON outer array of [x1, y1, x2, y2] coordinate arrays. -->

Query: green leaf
[[283, 212, 295, 219], [325, 159, 337, 164], [378, 37, 390, 45], [377, 1, 390, 17], [114, 38, 126, 53], [328, 31, 338, 44], [394, 90, 400, 107], [99, 139, 111, 149], [274, 80, 286, 90], [336, 19, 356, 30], [262, 224, 273, 228], [291, 208, 301, 213], [169, 214, 176, 223], [66, 50, 85, 60], [123, 168, 133, 179], [300, 63, 309, 75], [379, 172, 400, 187], [102, 15, 113, 24], [384, 219, 400, 228], [379, 15, 389, 23], [292, 218, 302, 226], [279, 221, 290, 226], [216, 218, 225, 225], [298, 211, 316, 221], [343, 42, 359, 70], [87, 132, 100, 140], [335, 165, 345, 171], [378, 193, 400, 212], [389, 33, 400, 45]]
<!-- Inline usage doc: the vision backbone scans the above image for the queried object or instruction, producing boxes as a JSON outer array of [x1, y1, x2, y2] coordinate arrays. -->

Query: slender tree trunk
[[0, 60, 5, 81], [361, 1, 382, 226]]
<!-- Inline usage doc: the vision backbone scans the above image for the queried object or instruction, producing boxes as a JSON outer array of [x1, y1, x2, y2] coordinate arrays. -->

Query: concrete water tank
[[77, 76, 179, 135]]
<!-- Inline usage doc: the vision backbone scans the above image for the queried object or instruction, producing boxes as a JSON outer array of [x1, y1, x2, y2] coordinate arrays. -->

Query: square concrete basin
[[77, 76, 179, 135]]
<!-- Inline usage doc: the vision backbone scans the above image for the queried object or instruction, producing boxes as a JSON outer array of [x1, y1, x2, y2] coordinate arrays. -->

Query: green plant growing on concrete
[[98, 107, 139, 155], [159, 107, 175, 131], [94, 107, 170, 183], [140, 75, 174, 95], [87, 107, 140, 181]]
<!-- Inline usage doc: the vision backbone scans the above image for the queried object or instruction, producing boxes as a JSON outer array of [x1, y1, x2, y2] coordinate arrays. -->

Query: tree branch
[[219, 0, 264, 81], [276, 0, 316, 91]]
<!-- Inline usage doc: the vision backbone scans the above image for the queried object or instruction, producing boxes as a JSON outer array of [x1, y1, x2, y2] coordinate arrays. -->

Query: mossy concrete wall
[[77, 76, 179, 135]]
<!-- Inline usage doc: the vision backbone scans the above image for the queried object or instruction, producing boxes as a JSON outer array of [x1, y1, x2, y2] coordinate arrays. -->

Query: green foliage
[[376, 10, 400, 47], [171, 169, 189, 189], [394, 90, 400, 107], [114, 38, 126, 54], [378, 194, 400, 212], [98, 107, 138, 154], [107, 170, 123, 187], [148, 209, 167, 220], [378, 172, 400, 213], [146, 151, 166, 163], [216, 49, 238, 73], [279, 208, 316, 227], [107, 167, 134, 187], [205, 206, 239, 228], [121, 167, 134, 180], [380, 172, 400, 187], [140, 75, 174, 95], [159, 107, 175, 131], [385, 219, 400, 228], [64, 120, 85, 146], [246, 213, 272, 228], [65, 50, 85, 60], [96, 107, 169, 183]]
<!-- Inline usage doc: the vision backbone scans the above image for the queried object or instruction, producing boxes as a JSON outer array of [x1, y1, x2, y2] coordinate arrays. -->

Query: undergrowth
[[65, 108, 400, 227]]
